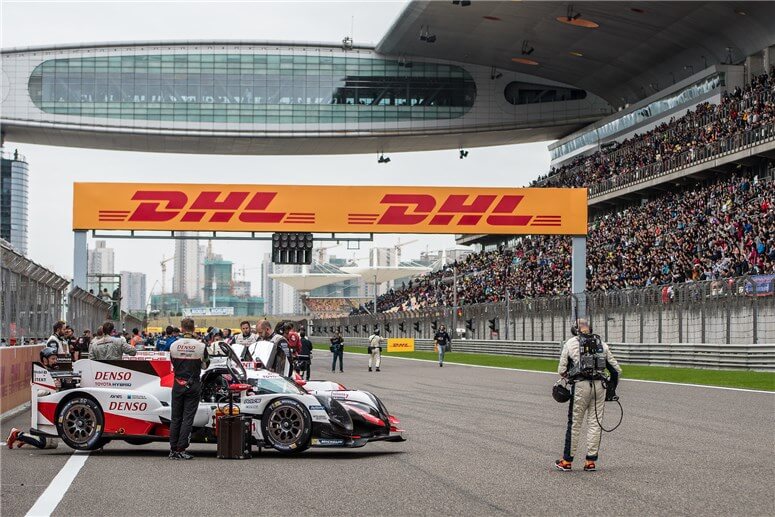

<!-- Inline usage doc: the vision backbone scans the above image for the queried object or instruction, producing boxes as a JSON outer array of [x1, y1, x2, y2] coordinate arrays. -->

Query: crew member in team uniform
[[168, 318, 209, 460], [234, 320, 257, 347]]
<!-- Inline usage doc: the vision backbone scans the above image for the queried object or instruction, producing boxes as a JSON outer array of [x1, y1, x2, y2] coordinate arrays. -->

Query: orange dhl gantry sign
[[73, 183, 588, 235]]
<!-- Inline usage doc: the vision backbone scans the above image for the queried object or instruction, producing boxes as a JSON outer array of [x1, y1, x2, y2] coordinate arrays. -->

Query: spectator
[[358, 171, 773, 312], [130, 328, 143, 349], [156, 326, 177, 352]]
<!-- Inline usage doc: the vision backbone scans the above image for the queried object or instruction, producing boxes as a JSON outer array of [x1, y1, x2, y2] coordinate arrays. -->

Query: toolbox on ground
[[216, 415, 252, 459]]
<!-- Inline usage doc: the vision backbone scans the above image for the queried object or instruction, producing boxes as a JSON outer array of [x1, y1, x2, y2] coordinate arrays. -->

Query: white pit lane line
[[24, 451, 90, 517]]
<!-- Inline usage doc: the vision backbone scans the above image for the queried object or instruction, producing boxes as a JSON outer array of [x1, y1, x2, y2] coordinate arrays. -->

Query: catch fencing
[[67, 287, 111, 334], [336, 337, 775, 371], [0, 241, 69, 342], [312, 276, 775, 346]]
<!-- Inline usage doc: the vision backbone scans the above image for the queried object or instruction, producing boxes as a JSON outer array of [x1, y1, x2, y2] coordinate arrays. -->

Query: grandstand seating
[[355, 168, 773, 314], [533, 70, 775, 194], [304, 297, 369, 318]]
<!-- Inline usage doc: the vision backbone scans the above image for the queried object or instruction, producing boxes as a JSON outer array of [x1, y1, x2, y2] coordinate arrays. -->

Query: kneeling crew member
[[169, 317, 209, 460], [555, 319, 621, 472]]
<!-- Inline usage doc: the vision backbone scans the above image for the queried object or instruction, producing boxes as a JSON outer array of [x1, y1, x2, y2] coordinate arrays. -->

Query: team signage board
[[73, 183, 587, 235], [182, 307, 235, 317], [387, 338, 415, 352]]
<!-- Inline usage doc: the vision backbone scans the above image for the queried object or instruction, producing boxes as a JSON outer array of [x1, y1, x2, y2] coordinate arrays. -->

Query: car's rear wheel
[[56, 397, 105, 451], [261, 398, 311, 453]]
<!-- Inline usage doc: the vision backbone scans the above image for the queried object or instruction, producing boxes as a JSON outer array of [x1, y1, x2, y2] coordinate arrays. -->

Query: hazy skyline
[[1, 1, 551, 301]]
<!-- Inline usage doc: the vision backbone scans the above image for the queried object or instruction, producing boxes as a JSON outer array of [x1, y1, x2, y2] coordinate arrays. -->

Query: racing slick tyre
[[261, 398, 311, 454], [56, 397, 105, 451]]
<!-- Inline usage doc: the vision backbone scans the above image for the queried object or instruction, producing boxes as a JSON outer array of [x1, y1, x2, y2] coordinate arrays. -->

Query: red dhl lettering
[[375, 194, 540, 226], [95, 371, 132, 381], [126, 191, 285, 224], [108, 401, 147, 412]]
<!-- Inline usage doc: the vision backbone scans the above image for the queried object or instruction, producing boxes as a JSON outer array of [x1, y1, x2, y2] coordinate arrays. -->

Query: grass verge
[[313, 344, 775, 392]]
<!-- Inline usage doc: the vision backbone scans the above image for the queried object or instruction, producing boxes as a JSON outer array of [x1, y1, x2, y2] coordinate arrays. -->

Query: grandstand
[[328, 65, 775, 344], [303, 297, 371, 318]]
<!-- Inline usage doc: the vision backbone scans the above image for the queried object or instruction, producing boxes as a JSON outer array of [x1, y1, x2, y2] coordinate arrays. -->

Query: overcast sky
[[1, 0, 550, 300]]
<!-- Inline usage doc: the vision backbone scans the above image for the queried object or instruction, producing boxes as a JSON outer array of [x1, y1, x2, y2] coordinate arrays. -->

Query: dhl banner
[[73, 183, 587, 235], [387, 338, 415, 352]]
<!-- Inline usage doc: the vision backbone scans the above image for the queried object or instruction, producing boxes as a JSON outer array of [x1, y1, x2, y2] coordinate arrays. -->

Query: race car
[[29, 342, 404, 453]]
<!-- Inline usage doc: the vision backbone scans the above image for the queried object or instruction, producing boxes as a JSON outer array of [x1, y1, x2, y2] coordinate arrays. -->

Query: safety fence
[[312, 277, 775, 345], [0, 241, 69, 342], [67, 288, 111, 335], [335, 337, 775, 371], [588, 121, 775, 197]]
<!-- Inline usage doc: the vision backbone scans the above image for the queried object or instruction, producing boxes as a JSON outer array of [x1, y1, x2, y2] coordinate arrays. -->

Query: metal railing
[[337, 337, 775, 371], [589, 122, 775, 197], [312, 277, 775, 346], [0, 241, 69, 342]]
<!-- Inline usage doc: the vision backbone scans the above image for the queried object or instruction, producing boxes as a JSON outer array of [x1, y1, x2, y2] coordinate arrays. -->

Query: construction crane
[[315, 244, 339, 263], [392, 238, 418, 266], [160, 255, 175, 294]]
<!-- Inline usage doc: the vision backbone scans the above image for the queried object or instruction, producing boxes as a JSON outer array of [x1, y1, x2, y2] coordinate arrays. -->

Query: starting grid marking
[[24, 451, 90, 517]]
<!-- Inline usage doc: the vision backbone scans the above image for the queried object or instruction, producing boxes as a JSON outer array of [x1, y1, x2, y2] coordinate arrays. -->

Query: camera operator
[[168, 318, 209, 460], [555, 319, 621, 472]]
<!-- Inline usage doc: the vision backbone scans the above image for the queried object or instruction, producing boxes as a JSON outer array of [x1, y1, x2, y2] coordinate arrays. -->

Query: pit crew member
[[46, 320, 67, 355], [367, 330, 384, 372], [6, 348, 61, 450], [434, 325, 451, 367], [89, 321, 137, 360], [555, 319, 622, 472], [234, 320, 257, 347], [169, 318, 210, 460], [299, 329, 314, 380], [330, 332, 344, 373]]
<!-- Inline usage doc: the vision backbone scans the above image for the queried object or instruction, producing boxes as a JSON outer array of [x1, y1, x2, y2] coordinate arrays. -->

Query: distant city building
[[232, 280, 251, 298], [203, 256, 232, 306], [87, 240, 115, 294], [120, 271, 147, 313], [173, 233, 203, 302], [261, 255, 302, 315], [0, 149, 29, 255]]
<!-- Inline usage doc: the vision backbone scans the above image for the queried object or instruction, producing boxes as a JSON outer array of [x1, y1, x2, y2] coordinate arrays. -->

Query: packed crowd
[[533, 70, 775, 189], [354, 171, 774, 314], [303, 298, 356, 318]]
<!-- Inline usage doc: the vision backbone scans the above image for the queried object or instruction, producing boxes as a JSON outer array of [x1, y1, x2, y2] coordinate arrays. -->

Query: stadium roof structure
[[340, 264, 431, 285], [2, 1, 773, 154], [378, 1, 775, 106], [269, 261, 359, 292]]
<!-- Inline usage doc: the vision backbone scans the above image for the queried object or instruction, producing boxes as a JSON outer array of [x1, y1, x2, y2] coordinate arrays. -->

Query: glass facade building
[[28, 55, 476, 124], [1, 43, 611, 154], [0, 151, 29, 256]]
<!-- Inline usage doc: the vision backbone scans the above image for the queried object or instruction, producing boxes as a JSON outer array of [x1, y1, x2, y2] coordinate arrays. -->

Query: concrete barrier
[[1, 345, 43, 416]]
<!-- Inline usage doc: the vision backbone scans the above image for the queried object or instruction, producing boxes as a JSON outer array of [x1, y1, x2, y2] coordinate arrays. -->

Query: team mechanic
[[168, 318, 209, 460], [555, 319, 621, 472]]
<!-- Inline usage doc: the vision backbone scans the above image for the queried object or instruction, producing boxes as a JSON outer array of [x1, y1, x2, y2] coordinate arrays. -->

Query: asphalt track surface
[[2, 353, 774, 517]]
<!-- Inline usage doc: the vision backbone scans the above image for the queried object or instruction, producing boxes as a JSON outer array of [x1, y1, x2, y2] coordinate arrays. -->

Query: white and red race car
[[30, 342, 404, 453]]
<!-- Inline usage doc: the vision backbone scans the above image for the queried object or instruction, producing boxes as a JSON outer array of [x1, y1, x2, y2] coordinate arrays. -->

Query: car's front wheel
[[56, 397, 105, 451], [261, 398, 311, 453]]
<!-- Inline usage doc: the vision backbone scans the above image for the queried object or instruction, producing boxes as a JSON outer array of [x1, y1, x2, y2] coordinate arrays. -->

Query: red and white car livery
[[30, 342, 404, 452]]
